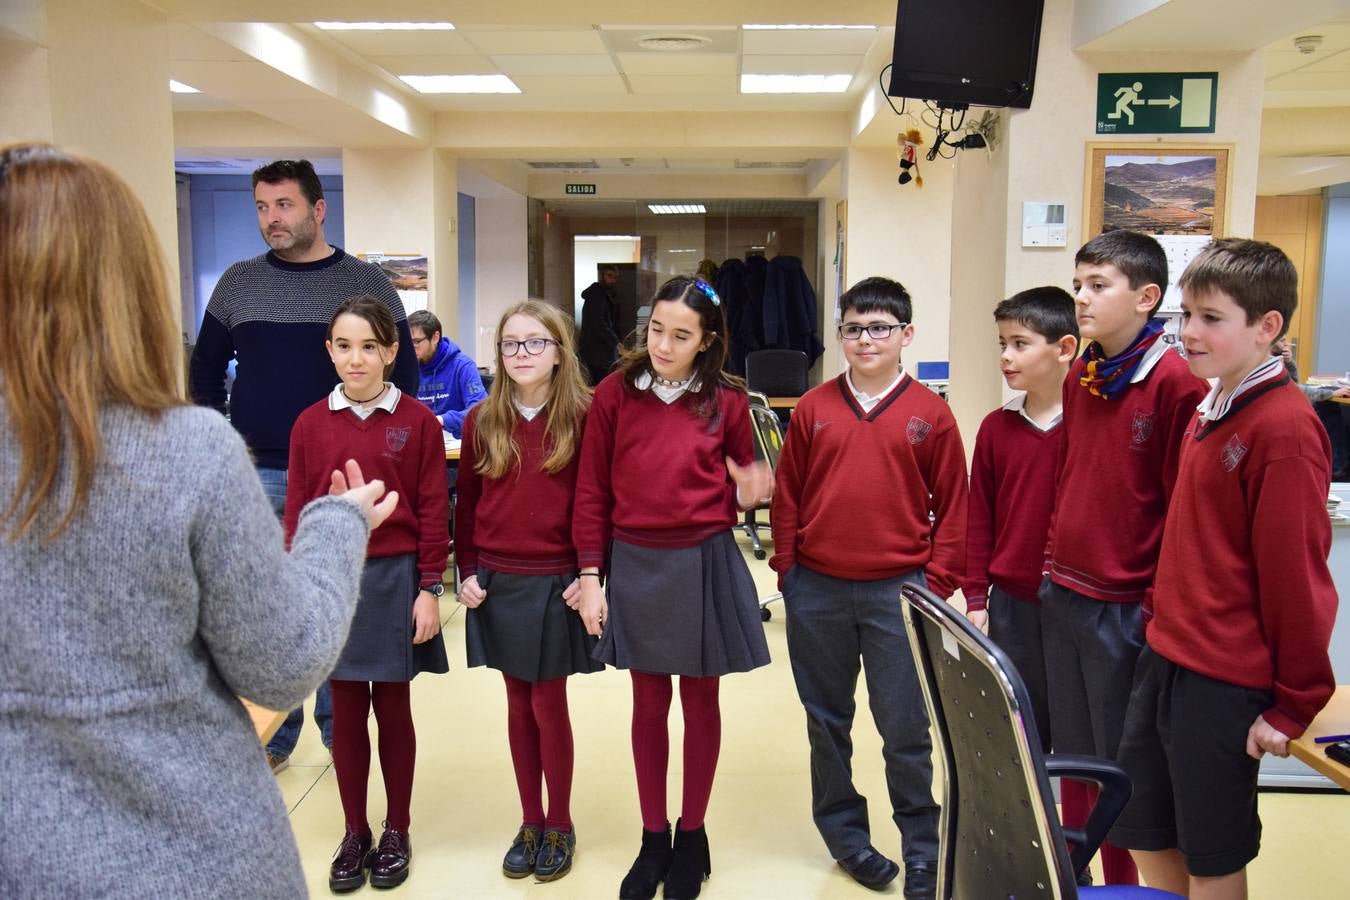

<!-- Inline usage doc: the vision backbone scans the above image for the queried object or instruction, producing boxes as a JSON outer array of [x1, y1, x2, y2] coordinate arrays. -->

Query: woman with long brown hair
[[456, 299, 600, 883], [0, 143, 397, 897]]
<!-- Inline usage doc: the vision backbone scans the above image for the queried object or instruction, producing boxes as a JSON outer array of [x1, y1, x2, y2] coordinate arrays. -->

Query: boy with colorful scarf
[[1040, 230, 1207, 886], [1110, 240, 1337, 899]]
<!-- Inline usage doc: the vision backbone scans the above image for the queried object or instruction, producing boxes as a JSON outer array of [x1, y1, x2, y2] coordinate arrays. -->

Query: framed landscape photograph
[[1084, 143, 1231, 239]]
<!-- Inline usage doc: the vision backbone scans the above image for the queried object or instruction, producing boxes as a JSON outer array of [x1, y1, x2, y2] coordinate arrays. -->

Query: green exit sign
[[1096, 73, 1217, 134], [565, 183, 596, 195]]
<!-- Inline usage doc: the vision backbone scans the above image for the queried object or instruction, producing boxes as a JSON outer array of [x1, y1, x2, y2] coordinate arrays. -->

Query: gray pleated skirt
[[330, 553, 449, 682], [594, 531, 771, 677], [465, 568, 604, 682]]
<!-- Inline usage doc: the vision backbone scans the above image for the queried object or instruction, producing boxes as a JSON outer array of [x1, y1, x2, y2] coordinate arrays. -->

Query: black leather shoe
[[619, 824, 673, 900], [368, 824, 412, 889], [837, 845, 900, 891], [328, 828, 372, 893], [534, 827, 576, 882], [502, 825, 541, 879], [662, 818, 710, 900], [902, 859, 938, 900]]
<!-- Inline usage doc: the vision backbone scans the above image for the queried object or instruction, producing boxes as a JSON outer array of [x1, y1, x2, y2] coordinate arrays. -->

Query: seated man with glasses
[[408, 309, 487, 440]]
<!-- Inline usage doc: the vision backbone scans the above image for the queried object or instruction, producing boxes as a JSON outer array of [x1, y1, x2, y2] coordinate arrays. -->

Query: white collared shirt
[[1196, 355, 1284, 423], [1129, 332, 1175, 384], [846, 367, 906, 413], [515, 400, 545, 422], [328, 382, 401, 420], [1002, 392, 1063, 432], [635, 370, 701, 405]]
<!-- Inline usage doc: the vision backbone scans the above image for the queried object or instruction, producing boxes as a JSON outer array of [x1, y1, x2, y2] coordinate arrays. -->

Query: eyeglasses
[[411, 335, 431, 346], [837, 322, 908, 341], [499, 338, 558, 357]]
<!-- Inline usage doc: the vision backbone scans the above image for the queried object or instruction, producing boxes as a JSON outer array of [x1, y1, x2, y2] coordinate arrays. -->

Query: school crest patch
[[906, 416, 933, 445], [1130, 410, 1155, 445], [1220, 433, 1248, 472], [385, 426, 411, 452]]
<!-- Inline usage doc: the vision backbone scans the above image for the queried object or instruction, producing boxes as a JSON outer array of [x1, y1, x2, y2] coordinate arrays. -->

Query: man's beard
[[263, 215, 318, 256]]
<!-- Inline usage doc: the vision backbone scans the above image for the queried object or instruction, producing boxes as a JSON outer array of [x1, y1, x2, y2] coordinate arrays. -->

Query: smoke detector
[[1294, 34, 1323, 55], [636, 34, 712, 51]]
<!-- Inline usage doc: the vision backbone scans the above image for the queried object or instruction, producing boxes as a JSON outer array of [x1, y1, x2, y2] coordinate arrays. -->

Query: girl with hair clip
[[0, 143, 399, 898], [284, 295, 450, 893], [456, 299, 601, 883], [574, 276, 774, 900]]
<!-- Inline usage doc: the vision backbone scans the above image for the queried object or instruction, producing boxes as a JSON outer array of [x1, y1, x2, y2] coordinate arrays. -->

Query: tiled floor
[[277, 532, 1350, 898]]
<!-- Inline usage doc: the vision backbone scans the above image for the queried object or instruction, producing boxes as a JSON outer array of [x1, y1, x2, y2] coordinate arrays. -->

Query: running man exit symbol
[[1097, 73, 1217, 134]]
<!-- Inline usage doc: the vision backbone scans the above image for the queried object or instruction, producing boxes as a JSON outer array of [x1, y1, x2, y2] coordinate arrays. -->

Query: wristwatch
[[421, 583, 445, 597]]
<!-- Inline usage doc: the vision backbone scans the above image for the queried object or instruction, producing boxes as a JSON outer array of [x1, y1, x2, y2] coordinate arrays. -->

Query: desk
[[242, 699, 287, 746], [1289, 686, 1350, 791], [445, 447, 460, 461], [767, 396, 800, 410]]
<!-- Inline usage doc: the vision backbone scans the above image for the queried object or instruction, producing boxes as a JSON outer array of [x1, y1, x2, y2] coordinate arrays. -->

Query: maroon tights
[[330, 679, 415, 833], [503, 674, 575, 830], [630, 671, 721, 831]]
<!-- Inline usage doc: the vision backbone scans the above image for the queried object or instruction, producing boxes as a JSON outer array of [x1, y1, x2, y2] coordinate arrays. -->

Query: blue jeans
[[256, 466, 334, 755], [783, 564, 939, 864]]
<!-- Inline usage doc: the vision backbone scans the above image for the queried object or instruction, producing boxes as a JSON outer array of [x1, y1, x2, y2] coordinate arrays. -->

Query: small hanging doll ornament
[[897, 128, 923, 188]]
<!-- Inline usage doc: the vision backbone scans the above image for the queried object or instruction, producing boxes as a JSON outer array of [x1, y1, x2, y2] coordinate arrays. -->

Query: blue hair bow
[[693, 279, 721, 306]]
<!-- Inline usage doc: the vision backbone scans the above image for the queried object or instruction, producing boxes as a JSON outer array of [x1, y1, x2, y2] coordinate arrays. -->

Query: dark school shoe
[[368, 824, 412, 889], [662, 819, 710, 900], [836, 845, 900, 891], [328, 828, 372, 893], [502, 825, 542, 879], [534, 827, 576, 882], [619, 824, 674, 900], [902, 859, 938, 900]]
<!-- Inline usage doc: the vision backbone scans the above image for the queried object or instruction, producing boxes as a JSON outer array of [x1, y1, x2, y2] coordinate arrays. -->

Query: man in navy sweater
[[408, 309, 486, 439], [189, 159, 419, 772]]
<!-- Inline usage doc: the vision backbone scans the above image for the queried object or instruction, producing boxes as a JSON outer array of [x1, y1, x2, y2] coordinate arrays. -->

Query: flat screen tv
[[887, 0, 1044, 109]]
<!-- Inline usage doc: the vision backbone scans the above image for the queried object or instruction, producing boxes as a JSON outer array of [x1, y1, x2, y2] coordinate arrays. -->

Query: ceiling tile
[[601, 26, 739, 55], [321, 30, 478, 56], [616, 52, 737, 76], [742, 29, 881, 55], [742, 55, 862, 76], [461, 29, 608, 55], [1299, 49, 1350, 73], [368, 55, 498, 75], [510, 74, 630, 94], [490, 54, 619, 76], [627, 75, 738, 95]]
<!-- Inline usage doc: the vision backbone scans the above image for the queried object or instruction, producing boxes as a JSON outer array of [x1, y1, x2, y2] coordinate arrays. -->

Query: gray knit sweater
[[0, 403, 370, 898]]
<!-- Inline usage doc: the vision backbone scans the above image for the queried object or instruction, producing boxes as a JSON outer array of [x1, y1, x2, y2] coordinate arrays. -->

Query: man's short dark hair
[[994, 286, 1079, 344], [600, 266, 619, 277], [1075, 230, 1168, 315], [839, 276, 912, 324], [251, 159, 324, 207], [408, 309, 442, 339], [1179, 238, 1297, 340]]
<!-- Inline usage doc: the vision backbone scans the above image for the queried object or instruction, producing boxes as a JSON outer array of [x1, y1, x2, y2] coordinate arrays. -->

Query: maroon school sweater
[[455, 405, 581, 581], [963, 406, 1062, 610], [284, 393, 449, 587], [1046, 346, 1207, 602], [1147, 378, 1337, 738], [572, 374, 754, 572], [769, 374, 968, 597]]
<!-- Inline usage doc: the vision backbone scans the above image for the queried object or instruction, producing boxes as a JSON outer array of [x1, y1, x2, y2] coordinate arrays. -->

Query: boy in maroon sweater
[[964, 287, 1079, 755], [771, 277, 967, 899], [1111, 239, 1337, 899], [1041, 231, 1208, 885]]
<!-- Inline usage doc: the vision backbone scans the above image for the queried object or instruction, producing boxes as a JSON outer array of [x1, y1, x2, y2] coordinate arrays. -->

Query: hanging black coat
[[763, 255, 824, 365]]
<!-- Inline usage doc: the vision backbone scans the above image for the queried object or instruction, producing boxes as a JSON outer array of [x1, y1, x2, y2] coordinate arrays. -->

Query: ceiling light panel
[[648, 204, 707, 215], [399, 74, 521, 93], [740, 74, 853, 93]]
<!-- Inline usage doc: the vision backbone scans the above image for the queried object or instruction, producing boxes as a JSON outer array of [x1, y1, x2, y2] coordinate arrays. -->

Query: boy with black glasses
[[770, 276, 968, 899]]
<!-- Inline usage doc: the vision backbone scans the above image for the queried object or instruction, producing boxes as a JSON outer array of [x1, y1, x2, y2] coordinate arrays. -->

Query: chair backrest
[[748, 401, 784, 471], [745, 348, 809, 397], [900, 583, 1077, 900]]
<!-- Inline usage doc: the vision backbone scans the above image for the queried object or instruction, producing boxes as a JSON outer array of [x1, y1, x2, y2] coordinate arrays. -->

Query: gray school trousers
[[783, 563, 940, 864]]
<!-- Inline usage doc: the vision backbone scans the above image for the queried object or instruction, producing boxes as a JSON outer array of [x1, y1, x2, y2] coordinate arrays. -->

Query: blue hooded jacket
[[416, 336, 486, 438]]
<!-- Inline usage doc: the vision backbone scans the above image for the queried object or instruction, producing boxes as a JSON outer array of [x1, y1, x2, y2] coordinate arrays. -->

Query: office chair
[[743, 392, 786, 620], [745, 348, 809, 398], [898, 583, 1181, 899]]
